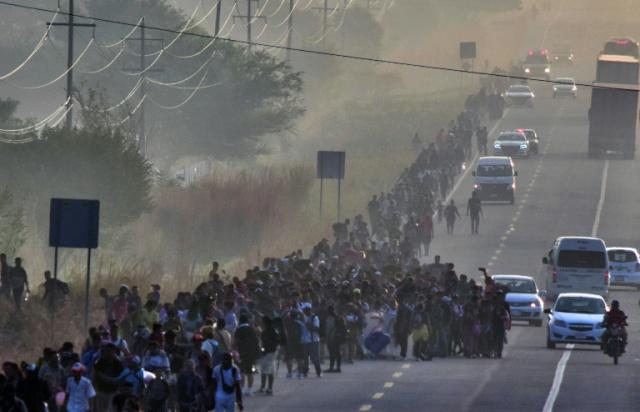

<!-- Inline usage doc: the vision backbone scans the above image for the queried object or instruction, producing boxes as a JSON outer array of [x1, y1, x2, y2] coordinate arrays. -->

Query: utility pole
[[233, 0, 266, 51], [286, 0, 294, 59], [47, 0, 95, 130], [123, 18, 164, 155], [313, 0, 339, 48], [215, 0, 223, 36]]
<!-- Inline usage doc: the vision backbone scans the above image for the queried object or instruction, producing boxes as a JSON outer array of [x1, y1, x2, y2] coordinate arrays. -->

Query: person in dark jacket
[[324, 306, 347, 373], [233, 315, 260, 396], [258, 316, 279, 395], [176, 359, 204, 412], [16, 364, 51, 412], [394, 297, 414, 359]]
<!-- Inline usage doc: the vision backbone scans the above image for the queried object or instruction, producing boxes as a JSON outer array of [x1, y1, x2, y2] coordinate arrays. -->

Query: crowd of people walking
[[0, 88, 511, 411]]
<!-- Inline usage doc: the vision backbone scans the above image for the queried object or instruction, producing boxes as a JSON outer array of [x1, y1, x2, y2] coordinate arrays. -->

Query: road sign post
[[49, 198, 100, 334], [317, 151, 346, 221]]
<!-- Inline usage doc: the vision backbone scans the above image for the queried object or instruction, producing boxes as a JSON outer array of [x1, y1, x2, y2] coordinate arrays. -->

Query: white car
[[492, 275, 545, 326], [552, 77, 577, 98], [493, 131, 530, 158], [545, 293, 607, 349], [503, 84, 535, 107], [607, 247, 640, 289]]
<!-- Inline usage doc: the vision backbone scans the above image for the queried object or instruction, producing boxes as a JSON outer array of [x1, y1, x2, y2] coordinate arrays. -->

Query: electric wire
[[268, 0, 300, 28], [0, 8, 60, 81], [11, 38, 94, 89], [0, 98, 70, 134], [148, 70, 209, 110], [2, 1, 638, 92], [96, 17, 143, 48], [79, 44, 125, 74], [147, 50, 215, 86], [103, 78, 144, 112]]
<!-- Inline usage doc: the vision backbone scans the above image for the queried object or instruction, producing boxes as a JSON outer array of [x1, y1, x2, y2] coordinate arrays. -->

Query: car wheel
[[547, 331, 556, 349]]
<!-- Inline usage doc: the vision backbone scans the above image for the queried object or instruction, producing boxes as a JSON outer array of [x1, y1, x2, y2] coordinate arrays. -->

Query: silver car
[[493, 131, 530, 158], [545, 293, 607, 349], [552, 77, 577, 98], [503, 84, 535, 107], [607, 247, 640, 289], [492, 275, 545, 326]]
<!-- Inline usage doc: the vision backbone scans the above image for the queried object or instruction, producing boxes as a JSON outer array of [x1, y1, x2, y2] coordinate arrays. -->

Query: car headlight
[[520, 144, 527, 149], [544, 67, 550, 73], [554, 320, 567, 328], [494, 143, 501, 148], [553, 86, 557, 91], [529, 301, 540, 308], [524, 68, 531, 73]]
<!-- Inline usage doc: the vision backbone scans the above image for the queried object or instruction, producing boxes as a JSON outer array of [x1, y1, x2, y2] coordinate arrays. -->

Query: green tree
[[0, 189, 26, 256], [0, 98, 152, 234]]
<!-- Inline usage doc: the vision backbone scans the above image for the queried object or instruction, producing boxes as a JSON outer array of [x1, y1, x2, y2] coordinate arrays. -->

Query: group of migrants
[[0, 87, 507, 412]]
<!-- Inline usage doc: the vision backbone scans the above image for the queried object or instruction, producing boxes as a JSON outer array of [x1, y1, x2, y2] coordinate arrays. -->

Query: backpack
[[146, 377, 169, 409], [215, 366, 238, 395]]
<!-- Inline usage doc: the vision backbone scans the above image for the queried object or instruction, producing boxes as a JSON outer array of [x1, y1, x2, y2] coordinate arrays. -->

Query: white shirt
[[65, 376, 96, 412]]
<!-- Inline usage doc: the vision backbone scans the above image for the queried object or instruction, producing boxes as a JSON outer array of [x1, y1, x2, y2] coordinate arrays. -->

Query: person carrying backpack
[[146, 369, 170, 412], [212, 353, 243, 412]]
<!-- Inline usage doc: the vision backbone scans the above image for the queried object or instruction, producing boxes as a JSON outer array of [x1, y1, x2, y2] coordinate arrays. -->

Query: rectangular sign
[[460, 41, 477, 60], [49, 198, 100, 249], [317, 151, 346, 179]]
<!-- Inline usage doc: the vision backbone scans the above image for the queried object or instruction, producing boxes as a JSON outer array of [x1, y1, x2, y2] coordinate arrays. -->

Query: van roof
[[477, 156, 513, 165], [554, 236, 607, 250]]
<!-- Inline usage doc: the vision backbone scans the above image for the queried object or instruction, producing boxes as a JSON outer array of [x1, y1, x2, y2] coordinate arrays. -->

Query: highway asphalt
[[243, 74, 640, 411]]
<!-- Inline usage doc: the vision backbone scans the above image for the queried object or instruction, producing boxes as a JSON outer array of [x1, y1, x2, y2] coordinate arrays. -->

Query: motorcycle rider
[[602, 300, 628, 352]]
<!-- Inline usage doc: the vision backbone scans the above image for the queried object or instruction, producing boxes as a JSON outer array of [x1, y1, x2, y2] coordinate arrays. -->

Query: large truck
[[522, 49, 551, 79], [588, 54, 639, 159]]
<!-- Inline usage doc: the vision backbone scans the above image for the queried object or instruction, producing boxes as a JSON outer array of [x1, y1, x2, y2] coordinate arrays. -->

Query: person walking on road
[[10, 257, 29, 310], [476, 126, 488, 156], [444, 200, 461, 234], [466, 191, 483, 235]]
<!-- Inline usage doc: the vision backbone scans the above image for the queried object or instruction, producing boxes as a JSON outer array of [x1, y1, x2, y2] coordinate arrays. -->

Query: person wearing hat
[[65, 363, 96, 412]]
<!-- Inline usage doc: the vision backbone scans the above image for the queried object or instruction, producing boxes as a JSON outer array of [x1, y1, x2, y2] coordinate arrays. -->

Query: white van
[[472, 156, 517, 204], [543, 237, 610, 300]]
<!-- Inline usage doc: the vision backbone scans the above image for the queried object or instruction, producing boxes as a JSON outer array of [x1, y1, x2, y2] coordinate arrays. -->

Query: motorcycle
[[604, 324, 625, 365]]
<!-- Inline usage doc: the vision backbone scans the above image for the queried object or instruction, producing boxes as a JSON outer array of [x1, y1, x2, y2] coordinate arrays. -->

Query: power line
[[47, 0, 96, 130], [1, 0, 638, 92]]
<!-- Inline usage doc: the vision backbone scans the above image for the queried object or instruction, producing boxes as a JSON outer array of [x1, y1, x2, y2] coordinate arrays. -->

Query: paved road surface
[[243, 74, 640, 412]]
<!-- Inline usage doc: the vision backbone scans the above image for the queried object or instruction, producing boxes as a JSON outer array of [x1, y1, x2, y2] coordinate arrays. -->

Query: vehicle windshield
[[525, 54, 549, 64], [497, 134, 525, 141], [476, 165, 513, 177], [608, 249, 638, 263], [494, 279, 537, 294], [509, 86, 531, 92], [555, 297, 606, 314], [557, 250, 607, 268]]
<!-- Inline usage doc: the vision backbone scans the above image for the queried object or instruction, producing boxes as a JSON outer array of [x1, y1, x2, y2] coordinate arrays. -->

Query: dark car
[[516, 128, 540, 155]]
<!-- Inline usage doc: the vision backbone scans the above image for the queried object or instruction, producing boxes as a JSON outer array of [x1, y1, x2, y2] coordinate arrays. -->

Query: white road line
[[542, 344, 575, 412], [591, 160, 609, 237], [401, 363, 411, 369], [359, 404, 372, 411], [391, 372, 403, 378], [543, 159, 610, 412], [383, 382, 394, 389], [372, 393, 384, 400]]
